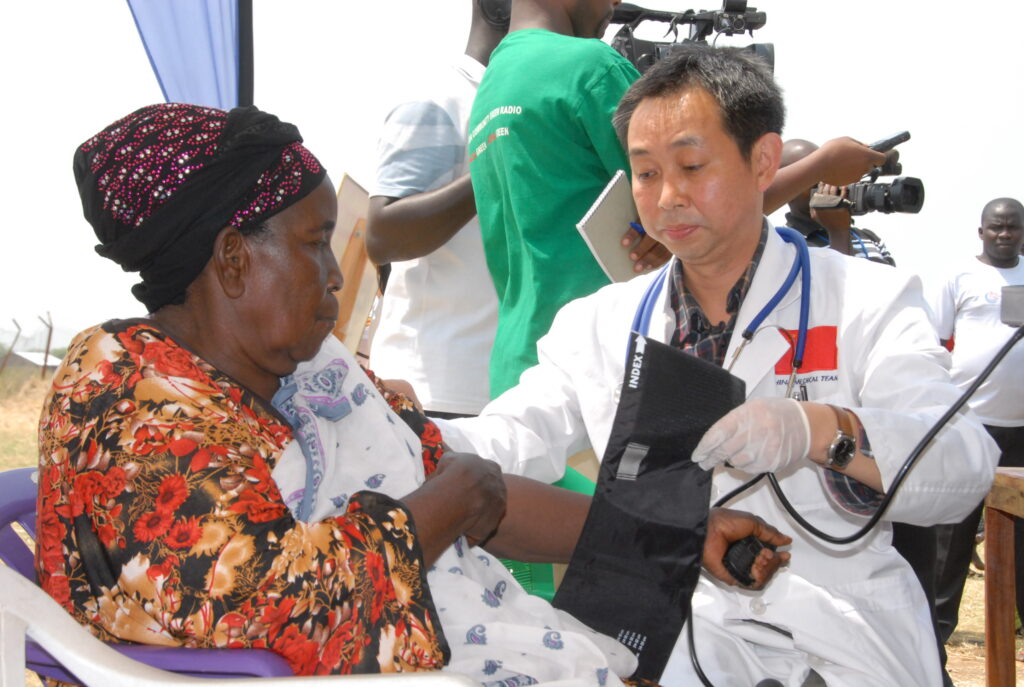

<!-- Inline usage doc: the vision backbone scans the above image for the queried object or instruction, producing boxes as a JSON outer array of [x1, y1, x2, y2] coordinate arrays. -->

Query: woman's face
[[239, 177, 342, 378]]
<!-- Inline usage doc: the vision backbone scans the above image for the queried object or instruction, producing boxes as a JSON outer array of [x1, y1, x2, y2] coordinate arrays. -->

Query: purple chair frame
[[0, 467, 294, 682]]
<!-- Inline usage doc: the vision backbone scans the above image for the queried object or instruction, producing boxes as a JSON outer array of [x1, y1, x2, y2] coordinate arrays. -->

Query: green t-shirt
[[468, 30, 640, 396]]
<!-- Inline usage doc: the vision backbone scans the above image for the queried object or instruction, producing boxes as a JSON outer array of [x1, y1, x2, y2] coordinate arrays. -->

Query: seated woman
[[36, 103, 789, 685]]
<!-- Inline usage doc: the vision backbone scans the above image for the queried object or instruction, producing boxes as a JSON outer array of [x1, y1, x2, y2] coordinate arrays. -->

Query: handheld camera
[[810, 131, 925, 216]]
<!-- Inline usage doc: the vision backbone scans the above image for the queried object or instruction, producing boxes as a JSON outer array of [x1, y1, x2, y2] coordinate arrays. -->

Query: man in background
[[364, 0, 509, 418], [929, 197, 1024, 661]]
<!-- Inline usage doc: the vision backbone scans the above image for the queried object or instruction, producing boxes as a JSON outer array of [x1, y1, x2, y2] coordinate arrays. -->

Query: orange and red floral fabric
[[35, 320, 449, 675]]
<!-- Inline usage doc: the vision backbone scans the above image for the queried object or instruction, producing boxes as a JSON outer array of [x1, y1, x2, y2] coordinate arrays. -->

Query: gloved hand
[[693, 397, 811, 474]]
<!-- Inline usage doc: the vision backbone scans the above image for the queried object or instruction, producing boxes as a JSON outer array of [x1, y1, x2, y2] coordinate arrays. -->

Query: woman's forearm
[[481, 475, 591, 563]]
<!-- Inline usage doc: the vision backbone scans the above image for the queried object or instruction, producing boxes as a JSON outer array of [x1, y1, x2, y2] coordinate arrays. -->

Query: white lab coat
[[437, 225, 998, 687]]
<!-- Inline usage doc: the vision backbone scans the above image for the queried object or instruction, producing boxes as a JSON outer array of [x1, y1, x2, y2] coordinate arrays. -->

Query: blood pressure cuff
[[552, 333, 745, 682]]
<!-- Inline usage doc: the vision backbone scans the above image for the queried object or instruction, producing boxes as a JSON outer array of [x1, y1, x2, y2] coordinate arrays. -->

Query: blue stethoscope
[[629, 226, 812, 397]]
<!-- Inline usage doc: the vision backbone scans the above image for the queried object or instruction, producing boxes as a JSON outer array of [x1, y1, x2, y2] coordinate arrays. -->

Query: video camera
[[810, 131, 926, 216], [609, 1, 773, 74]]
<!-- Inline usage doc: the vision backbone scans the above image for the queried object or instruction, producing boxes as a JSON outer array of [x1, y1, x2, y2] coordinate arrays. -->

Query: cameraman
[[781, 138, 895, 266]]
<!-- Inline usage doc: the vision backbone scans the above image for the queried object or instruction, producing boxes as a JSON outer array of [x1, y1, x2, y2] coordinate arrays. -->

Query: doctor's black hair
[[612, 43, 785, 160]]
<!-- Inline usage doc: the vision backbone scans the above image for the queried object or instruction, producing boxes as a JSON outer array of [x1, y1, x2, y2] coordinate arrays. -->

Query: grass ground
[[0, 368, 44, 470], [1, 371, 1020, 685]]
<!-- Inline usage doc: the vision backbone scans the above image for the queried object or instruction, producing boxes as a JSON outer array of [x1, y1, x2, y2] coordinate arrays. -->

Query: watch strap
[[828, 404, 856, 438]]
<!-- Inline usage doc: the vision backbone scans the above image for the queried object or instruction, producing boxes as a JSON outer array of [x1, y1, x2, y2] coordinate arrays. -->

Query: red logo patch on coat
[[774, 326, 838, 375]]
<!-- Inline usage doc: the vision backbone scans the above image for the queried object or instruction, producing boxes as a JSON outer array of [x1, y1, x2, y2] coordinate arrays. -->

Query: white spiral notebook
[[576, 169, 643, 283]]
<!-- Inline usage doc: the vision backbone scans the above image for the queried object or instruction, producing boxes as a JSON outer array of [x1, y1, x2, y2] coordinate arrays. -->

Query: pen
[[629, 221, 646, 237]]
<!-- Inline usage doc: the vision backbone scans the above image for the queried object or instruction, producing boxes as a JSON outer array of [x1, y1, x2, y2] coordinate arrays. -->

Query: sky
[[2, 0, 1022, 351]]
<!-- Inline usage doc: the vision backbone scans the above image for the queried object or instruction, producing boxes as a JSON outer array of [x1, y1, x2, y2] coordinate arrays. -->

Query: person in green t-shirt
[[467, 0, 648, 397], [469, 0, 888, 397]]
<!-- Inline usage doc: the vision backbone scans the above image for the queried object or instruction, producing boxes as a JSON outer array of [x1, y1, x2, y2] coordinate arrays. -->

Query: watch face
[[830, 435, 856, 467]]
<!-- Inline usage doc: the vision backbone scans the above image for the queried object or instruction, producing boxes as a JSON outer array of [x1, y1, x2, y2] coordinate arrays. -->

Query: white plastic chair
[[0, 464, 477, 687], [0, 565, 476, 687]]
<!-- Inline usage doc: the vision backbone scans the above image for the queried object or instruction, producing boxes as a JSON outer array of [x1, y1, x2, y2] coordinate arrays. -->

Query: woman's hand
[[380, 378, 423, 412], [701, 508, 791, 590], [428, 452, 507, 543], [403, 452, 506, 564]]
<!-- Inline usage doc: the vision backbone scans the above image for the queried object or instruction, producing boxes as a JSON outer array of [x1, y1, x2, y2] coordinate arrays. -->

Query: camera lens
[[889, 177, 925, 213]]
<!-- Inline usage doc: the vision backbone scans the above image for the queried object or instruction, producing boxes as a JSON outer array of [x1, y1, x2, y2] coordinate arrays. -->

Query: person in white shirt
[[928, 196, 1024, 660], [364, 0, 507, 418]]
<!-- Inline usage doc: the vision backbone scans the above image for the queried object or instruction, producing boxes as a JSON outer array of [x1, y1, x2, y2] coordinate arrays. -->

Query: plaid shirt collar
[[668, 222, 770, 366]]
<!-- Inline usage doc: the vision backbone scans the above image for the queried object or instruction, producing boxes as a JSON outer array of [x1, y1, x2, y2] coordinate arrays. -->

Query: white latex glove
[[693, 397, 812, 474]]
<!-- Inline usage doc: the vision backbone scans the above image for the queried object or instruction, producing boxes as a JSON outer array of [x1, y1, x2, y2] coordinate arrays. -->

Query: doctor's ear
[[751, 133, 782, 192]]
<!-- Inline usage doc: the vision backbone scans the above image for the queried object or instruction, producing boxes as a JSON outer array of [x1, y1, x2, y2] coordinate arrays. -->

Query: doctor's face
[[627, 87, 779, 268]]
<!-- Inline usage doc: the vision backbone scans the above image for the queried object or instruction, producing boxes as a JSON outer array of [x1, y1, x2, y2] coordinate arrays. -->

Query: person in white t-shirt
[[364, 1, 508, 418], [928, 196, 1024, 661]]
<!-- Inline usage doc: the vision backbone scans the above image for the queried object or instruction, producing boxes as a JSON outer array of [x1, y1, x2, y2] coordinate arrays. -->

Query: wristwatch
[[825, 405, 857, 470]]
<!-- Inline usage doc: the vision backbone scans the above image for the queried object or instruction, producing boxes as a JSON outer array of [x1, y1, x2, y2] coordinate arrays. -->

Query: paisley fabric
[[271, 356, 443, 522], [271, 336, 639, 685], [35, 320, 448, 676]]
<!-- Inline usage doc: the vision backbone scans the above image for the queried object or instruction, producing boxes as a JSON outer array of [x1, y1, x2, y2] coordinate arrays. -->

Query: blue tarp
[[127, 0, 239, 109]]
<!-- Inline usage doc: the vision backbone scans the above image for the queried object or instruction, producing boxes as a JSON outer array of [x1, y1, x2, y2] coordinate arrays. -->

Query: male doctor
[[435, 45, 997, 686]]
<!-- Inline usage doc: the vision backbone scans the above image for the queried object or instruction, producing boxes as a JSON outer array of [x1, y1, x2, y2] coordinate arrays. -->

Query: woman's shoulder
[[66, 319, 169, 357], [57, 319, 188, 383], [52, 318, 228, 417]]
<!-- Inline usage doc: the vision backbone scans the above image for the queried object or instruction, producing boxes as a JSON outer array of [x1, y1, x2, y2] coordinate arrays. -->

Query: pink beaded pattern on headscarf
[[77, 104, 226, 229], [227, 143, 323, 229]]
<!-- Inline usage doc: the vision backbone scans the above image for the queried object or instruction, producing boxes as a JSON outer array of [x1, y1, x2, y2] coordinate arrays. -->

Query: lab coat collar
[[645, 219, 802, 397]]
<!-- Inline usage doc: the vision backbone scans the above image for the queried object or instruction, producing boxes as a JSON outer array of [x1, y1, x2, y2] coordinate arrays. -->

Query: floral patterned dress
[[35, 320, 449, 676]]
